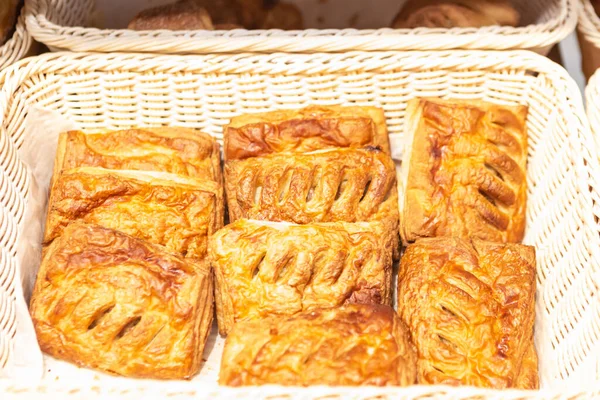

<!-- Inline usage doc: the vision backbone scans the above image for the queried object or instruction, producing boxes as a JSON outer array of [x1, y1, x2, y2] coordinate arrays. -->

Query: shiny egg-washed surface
[[220, 304, 417, 386], [209, 219, 395, 335], [401, 98, 528, 244], [224, 105, 390, 160], [30, 223, 214, 379], [44, 167, 223, 259], [397, 237, 538, 389]]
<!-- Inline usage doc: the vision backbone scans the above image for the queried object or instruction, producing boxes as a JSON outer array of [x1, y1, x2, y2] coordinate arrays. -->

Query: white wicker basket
[[0, 50, 599, 398], [24, 0, 577, 54], [0, 7, 33, 71]]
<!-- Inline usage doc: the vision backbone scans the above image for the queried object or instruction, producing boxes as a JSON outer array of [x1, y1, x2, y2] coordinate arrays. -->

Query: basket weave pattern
[[0, 51, 599, 398], [24, 0, 577, 54], [578, 0, 600, 78]]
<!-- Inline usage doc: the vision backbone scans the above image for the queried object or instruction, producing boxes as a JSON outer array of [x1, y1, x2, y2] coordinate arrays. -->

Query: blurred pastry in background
[[129, 0, 302, 31], [0, 0, 19, 45], [391, 0, 519, 29]]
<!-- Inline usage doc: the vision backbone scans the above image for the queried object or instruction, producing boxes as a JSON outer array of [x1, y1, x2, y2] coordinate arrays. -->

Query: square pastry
[[44, 167, 223, 259], [397, 237, 538, 389], [30, 223, 214, 379], [224, 147, 399, 232], [52, 127, 222, 188], [209, 219, 395, 335], [54, 127, 221, 178], [220, 304, 416, 386], [224, 105, 390, 160], [400, 98, 528, 243]]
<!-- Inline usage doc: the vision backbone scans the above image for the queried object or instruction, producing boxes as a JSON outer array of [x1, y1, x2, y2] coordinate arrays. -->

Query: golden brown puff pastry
[[400, 98, 528, 244], [30, 223, 214, 380], [44, 167, 223, 259], [209, 219, 394, 335], [224, 147, 400, 256], [391, 0, 519, 29], [52, 127, 221, 188], [220, 304, 417, 386], [0, 0, 18, 45], [397, 237, 538, 389], [224, 105, 390, 160]]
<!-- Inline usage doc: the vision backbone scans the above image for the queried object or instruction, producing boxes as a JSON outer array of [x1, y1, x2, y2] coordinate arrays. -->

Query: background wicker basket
[[0, 7, 34, 70], [0, 50, 599, 398], [25, 0, 577, 54]]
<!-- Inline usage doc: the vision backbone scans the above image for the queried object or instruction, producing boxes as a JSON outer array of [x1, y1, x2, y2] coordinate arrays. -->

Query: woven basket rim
[[578, 0, 600, 41], [0, 7, 33, 70], [24, 0, 577, 53]]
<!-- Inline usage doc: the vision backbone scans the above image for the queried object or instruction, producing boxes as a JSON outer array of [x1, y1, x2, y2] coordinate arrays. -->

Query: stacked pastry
[[29, 127, 223, 379], [213, 105, 417, 385], [218, 99, 539, 389]]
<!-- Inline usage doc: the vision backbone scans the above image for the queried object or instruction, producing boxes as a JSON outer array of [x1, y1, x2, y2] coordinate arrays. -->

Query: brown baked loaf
[[209, 219, 395, 335], [392, 0, 519, 29], [224, 105, 390, 160], [0, 0, 18, 45], [44, 167, 223, 259], [129, 0, 302, 31], [220, 304, 417, 386], [397, 237, 538, 389], [30, 223, 214, 379], [400, 98, 528, 244]]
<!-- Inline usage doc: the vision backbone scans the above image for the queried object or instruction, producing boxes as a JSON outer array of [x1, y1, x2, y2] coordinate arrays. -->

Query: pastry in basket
[[30, 223, 214, 380], [129, 0, 302, 31], [224, 105, 390, 160], [397, 237, 538, 389], [392, 0, 519, 29], [400, 98, 528, 244], [52, 127, 222, 186], [44, 167, 223, 259], [209, 219, 395, 335], [224, 147, 399, 233], [128, 0, 215, 30], [219, 304, 417, 386], [0, 0, 18, 45]]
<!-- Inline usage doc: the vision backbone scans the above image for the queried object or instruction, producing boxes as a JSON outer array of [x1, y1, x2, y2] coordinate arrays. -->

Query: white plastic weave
[[0, 8, 33, 70], [24, 0, 577, 54], [0, 51, 599, 398]]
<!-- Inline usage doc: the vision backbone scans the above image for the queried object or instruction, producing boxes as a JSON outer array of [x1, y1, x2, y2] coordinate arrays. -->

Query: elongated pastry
[[52, 127, 221, 186], [400, 98, 528, 244], [392, 0, 519, 29], [224, 105, 390, 160], [30, 223, 214, 379], [220, 304, 417, 386], [225, 147, 398, 228], [44, 167, 223, 259], [128, 0, 215, 30], [397, 237, 538, 389], [209, 219, 394, 335]]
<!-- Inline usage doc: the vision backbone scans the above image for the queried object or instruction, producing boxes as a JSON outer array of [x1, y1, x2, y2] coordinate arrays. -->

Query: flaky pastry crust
[[44, 167, 223, 259], [400, 98, 528, 244], [224, 147, 398, 230], [224, 105, 390, 160], [53, 127, 221, 185], [30, 223, 214, 379], [209, 219, 394, 335], [220, 304, 417, 386], [397, 237, 538, 389]]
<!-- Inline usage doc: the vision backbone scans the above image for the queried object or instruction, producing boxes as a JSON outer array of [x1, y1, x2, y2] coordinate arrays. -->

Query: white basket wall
[[24, 0, 577, 54], [0, 51, 599, 399], [0, 7, 34, 71]]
